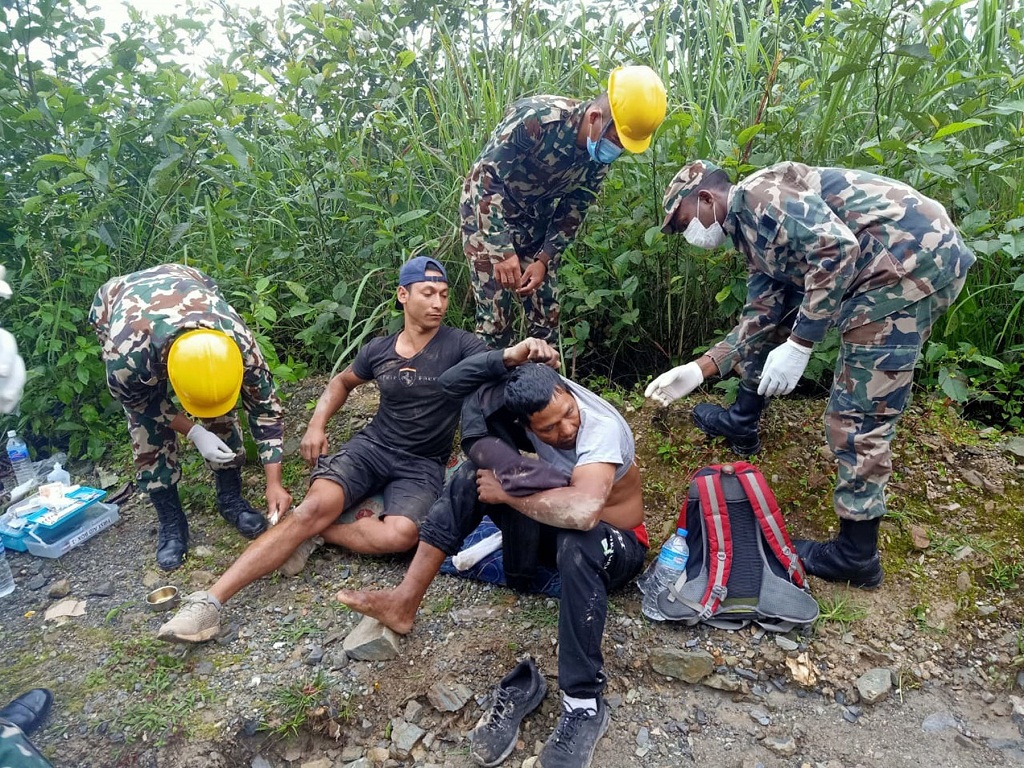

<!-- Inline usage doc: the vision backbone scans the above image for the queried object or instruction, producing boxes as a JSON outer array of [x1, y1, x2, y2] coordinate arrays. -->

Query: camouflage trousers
[[463, 216, 560, 349], [739, 277, 966, 521], [0, 720, 51, 768], [125, 385, 245, 493]]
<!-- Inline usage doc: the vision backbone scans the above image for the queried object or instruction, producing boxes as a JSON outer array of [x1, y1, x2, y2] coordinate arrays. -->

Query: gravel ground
[[1, 378, 1023, 768]]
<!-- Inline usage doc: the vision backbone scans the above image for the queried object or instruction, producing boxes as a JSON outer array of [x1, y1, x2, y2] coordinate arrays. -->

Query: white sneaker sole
[[156, 624, 221, 644]]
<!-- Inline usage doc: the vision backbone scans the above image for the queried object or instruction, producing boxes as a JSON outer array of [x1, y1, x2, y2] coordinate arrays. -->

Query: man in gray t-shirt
[[528, 377, 635, 484], [339, 360, 648, 768]]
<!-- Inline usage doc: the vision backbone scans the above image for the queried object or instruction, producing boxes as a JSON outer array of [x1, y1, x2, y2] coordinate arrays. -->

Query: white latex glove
[[644, 361, 705, 406], [758, 338, 813, 397], [187, 424, 237, 463], [0, 328, 26, 414]]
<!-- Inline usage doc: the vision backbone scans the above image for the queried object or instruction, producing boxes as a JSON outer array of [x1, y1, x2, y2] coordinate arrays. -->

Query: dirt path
[[1, 379, 1022, 768]]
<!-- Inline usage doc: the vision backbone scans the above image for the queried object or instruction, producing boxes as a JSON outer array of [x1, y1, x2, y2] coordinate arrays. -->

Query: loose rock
[[342, 616, 400, 661], [427, 678, 474, 712], [649, 648, 714, 683], [47, 578, 70, 599], [856, 668, 892, 705]]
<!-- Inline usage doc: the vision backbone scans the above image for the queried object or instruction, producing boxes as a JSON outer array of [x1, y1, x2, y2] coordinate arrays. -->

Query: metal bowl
[[145, 585, 180, 612]]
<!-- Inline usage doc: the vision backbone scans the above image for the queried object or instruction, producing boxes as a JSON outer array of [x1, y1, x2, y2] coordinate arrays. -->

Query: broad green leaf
[[924, 342, 947, 364], [938, 366, 970, 402], [148, 153, 182, 187], [217, 127, 250, 170], [959, 209, 990, 234], [163, 99, 216, 123], [827, 62, 866, 84], [715, 285, 731, 304], [54, 172, 87, 188], [390, 209, 430, 227], [893, 43, 934, 61], [32, 153, 73, 170], [644, 225, 662, 247], [736, 123, 764, 147], [933, 119, 989, 140], [396, 50, 415, 69], [168, 222, 191, 246], [985, 99, 1024, 116], [1013, 274, 1024, 293], [219, 73, 238, 93], [285, 280, 309, 302], [974, 355, 1005, 371], [22, 196, 43, 214]]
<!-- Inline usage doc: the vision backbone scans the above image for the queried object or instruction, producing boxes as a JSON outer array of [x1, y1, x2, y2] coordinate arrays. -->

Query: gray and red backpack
[[655, 462, 819, 632]]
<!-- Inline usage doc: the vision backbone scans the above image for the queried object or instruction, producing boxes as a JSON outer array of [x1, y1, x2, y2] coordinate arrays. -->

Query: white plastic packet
[[451, 531, 503, 571]]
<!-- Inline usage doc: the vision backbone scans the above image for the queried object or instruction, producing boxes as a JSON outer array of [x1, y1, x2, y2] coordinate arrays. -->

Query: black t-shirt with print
[[351, 326, 488, 462]]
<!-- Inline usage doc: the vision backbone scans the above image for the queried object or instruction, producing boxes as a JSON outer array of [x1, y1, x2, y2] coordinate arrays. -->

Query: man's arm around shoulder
[[477, 461, 615, 531], [438, 338, 560, 398]]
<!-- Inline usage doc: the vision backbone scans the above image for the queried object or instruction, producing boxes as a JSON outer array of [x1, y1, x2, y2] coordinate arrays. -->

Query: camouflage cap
[[660, 160, 723, 233]]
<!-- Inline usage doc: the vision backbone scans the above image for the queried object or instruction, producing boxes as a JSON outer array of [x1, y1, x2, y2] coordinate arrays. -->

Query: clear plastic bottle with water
[[640, 527, 690, 621], [5, 430, 33, 486], [0, 540, 15, 598]]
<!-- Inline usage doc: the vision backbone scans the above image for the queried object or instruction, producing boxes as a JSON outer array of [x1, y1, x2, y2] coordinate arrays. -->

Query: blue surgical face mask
[[586, 118, 623, 164]]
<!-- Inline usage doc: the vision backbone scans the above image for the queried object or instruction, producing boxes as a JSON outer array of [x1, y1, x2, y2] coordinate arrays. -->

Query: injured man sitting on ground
[[338, 345, 648, 768]]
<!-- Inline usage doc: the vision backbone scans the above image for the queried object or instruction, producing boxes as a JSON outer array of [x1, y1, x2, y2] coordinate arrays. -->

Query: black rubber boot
[[151, 486, 189, 571], [794, 518, 884, 589], [214, 467, 267, 540], [691, 381, 766, 456]]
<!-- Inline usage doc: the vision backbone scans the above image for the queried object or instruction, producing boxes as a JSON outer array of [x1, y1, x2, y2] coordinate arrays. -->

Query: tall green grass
[[0, 0, 1022, 455]]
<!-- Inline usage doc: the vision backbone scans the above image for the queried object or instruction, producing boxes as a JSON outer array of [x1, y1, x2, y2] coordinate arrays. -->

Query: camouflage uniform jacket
[[463, 96, 609, 263], [709, 162, 976, 373], [88, 264, 284, 465]]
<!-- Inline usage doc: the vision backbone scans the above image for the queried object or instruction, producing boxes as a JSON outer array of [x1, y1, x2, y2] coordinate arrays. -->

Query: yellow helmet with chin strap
[[607, 65, 667, 154], [167, 329, 244, 418]]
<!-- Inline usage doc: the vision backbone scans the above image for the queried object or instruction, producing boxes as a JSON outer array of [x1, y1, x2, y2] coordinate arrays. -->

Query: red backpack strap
[[734, 464, 807, 588], [695, 468, 732, 619]]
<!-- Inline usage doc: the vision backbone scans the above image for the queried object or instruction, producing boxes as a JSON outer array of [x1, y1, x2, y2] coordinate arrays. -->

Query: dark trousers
[[420, 461, 646, 697]]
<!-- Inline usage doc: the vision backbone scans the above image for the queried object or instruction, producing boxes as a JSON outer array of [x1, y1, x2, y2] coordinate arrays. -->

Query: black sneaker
[[468, 657, 547, 767], [537, 697, 610, 768]]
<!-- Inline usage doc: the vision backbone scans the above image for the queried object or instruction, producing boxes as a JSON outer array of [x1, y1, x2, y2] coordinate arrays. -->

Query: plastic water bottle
[[46, 462, 71, 485], [640, 528, 690, 621], [5, 430, 33, 486], [0, 540, 15, 598]]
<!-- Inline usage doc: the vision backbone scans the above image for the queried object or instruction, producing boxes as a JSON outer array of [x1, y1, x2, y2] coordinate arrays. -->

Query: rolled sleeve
[[708, 272, 791, 375]]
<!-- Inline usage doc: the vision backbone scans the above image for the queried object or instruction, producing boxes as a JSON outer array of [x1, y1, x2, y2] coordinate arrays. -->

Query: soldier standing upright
[[90, 264, 292, 571], [461, 65, 667, 348], [647, 160, 974, 587]]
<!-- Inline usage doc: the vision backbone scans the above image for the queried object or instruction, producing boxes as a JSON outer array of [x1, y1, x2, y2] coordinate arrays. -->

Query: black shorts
[[310, 434, 445, 525]]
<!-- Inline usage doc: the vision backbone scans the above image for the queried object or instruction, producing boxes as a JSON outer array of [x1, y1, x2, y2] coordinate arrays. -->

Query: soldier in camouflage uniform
[[0, 721, 50, 768], [647, 160, 974, 588], [89, 264, 291, 571], [462, 65, 667, 348]]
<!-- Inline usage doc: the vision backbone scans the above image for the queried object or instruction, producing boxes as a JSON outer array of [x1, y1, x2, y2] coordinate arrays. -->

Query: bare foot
[[337, 588, 417, 634]]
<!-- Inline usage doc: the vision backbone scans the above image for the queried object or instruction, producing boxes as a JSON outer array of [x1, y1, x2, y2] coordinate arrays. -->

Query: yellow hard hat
[[167, 329, 244, 418], [607, 65, 667, 154]]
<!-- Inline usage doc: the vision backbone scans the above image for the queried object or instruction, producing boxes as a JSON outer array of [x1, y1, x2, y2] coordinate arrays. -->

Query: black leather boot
[[691, 381, 766, 456], [214, 467, 267, 539], [0, 688, 53, 736], [151, 486, 189, 571], [794, 518, 883, 589]]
